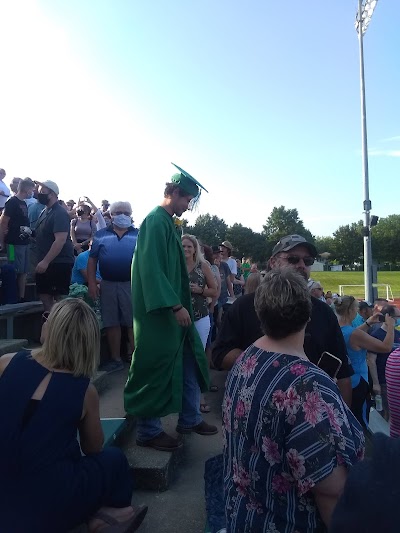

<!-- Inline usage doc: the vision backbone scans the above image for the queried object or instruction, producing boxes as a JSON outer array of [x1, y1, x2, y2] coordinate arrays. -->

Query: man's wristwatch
[[172, 305, 183, 313]]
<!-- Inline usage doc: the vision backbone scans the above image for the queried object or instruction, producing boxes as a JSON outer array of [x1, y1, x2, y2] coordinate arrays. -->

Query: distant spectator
[[182, 234, 217, 414], [308, 280, 325, 302], [241, 257, 251, 280], [71, 240, 101, 286], [9, 177, 22, 195], [352, 301, 374, 327], [23, 178, 37, 207], [367, 304, 400, 422], [0, 169, 10, 213], [70, 203, 97, 255], [101, 199, 110, 213], [88, 201, 138, 373], [214, 245, 234, 325], [219, 240, 237, 283], [325, 290, 333, 306], [0, 178, 35, 301], [65, 199, 76, 219], [233, 258, 245, 297], [244, 272, 261, 295], [374, 298, 388, 312], [83, 196, 107, 231], [250, 262, 258, 273], [334, 295, 395, 427], [34, 180, 75, 311]]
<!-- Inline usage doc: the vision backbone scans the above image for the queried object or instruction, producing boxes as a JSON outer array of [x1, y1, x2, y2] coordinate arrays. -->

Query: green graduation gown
[[124, 206, 209, 418]]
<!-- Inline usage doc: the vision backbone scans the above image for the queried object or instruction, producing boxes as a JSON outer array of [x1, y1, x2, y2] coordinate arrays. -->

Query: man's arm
[[87, 256, 99, 299], [36, 232, 68, 273], [367, 352, 380, 394], [336, 378, 352, 408]]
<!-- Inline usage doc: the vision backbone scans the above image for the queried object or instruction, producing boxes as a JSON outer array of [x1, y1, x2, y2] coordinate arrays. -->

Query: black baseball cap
[[271, 234, 318, 258]]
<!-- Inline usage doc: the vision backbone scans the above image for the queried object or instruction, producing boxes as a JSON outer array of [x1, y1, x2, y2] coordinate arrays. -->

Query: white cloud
[[379, 136, 400, 143], [369, 150, 400, 157]]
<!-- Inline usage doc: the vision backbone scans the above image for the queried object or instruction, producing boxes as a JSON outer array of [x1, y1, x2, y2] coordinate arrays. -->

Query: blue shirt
[[352, 313, 365, 328], [71, 250, 101, 285], [28, 201, 46, 230], [90, 225, 138, 282], [341, 325, 368, 388]]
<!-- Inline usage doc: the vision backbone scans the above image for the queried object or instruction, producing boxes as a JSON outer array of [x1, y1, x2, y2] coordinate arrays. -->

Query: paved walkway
[[100, 367, 227, 533]]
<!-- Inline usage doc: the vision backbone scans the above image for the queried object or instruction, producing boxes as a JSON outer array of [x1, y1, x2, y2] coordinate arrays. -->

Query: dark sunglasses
[[113, 211, 131, 216], [285, 255, 315, 267]]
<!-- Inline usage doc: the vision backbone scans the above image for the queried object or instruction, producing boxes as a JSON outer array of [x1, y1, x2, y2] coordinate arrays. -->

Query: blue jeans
[[136, 348, 202, 442]]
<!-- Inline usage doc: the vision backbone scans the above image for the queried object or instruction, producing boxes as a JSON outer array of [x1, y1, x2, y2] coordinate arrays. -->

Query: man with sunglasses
[[212, 234, 353, 406]]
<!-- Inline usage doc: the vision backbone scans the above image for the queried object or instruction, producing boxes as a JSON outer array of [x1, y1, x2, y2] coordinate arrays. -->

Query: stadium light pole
[[355, 0, 378, 304]]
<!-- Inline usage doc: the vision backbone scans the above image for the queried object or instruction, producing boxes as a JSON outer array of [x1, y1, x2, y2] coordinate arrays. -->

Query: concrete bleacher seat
[[0, 301, 43, 339], [0, 339, 28, 356]]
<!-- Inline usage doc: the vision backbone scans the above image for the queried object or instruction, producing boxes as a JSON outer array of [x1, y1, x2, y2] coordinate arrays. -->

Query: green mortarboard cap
[[171, 163, 208, 197]]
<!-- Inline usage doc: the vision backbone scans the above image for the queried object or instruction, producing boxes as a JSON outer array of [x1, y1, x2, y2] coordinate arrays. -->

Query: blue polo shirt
[[90, 225, 138, 282]]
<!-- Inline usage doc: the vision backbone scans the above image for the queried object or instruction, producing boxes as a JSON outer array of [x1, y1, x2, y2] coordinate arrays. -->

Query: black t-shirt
[[4, 196, 30, 245], [212, 292, 354, 380], [35, 202, 74, 264]]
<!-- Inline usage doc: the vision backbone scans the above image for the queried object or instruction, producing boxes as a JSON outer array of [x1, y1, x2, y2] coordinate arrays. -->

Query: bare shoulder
[[81, 383, 100, 419], [84, 383, 100, 406], [0, 352, 17, 376]]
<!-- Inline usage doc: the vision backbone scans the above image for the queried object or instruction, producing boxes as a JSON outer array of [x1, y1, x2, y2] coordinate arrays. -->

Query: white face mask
[[112, 214, 132, 228]]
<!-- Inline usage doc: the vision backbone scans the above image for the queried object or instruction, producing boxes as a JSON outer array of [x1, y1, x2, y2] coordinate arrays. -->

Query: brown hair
[[254, 268, 311, 340]]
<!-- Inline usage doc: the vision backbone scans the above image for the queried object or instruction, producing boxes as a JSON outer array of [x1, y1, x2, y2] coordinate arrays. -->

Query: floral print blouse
[[223, 345, 365, 533]]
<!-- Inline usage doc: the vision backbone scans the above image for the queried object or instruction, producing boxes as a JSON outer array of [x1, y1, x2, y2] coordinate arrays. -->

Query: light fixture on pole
[[355, 0, 378, 303]]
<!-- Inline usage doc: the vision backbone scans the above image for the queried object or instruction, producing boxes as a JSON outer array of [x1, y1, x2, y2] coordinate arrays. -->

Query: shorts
[[36, 262, 73, 296], [100, 280, 133, 328], [8, 244, 30, 274]]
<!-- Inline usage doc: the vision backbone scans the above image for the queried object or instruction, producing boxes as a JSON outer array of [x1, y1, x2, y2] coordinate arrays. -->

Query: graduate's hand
[[174, 307, 192, 327]]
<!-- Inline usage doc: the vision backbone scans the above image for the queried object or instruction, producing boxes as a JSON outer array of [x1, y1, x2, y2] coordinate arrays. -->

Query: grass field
[[310, 271, 400, 300]]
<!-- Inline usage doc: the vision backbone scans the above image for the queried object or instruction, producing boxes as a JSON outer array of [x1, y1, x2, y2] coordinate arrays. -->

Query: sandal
[[93, 505, 148, 532], [200, 403, 211, 413]]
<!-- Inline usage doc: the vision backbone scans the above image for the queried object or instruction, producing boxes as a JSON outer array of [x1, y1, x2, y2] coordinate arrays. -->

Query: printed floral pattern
[[223, 346, 365, 533]]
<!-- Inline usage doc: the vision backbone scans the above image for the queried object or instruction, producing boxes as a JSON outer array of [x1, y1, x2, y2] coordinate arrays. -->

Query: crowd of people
[[1, 164, 400, 532]]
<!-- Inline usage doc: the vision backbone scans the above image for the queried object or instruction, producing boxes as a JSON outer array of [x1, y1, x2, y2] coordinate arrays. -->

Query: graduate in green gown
[[124, 164, 218, 451]]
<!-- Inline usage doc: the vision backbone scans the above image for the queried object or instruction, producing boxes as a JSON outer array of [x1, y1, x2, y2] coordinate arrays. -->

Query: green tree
[[225, 224, 272, 265], [191, 213, 227, 245], [251, 233, 273, 266], [371, 214, 400, 264], [262, 206, 314, 244], [333, 221, 363, 267], [315, 235, 336, 258], [225, 224, 256, 259]]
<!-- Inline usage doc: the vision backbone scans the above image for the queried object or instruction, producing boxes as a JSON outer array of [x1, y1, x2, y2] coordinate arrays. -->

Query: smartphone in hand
[[317, 351, 342, 379]]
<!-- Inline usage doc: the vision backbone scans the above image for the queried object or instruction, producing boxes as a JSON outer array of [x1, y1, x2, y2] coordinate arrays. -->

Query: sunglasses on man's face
[[113, 211, 131, 216], [284, 255, 315, 267]]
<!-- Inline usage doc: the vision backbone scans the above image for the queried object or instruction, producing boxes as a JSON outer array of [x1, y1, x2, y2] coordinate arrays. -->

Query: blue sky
[[1, 0, 399, 237]]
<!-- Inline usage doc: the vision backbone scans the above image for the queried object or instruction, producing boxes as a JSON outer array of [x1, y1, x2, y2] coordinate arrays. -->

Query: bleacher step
[[91, 370, 110, 395], [0, 339, 28, 356], [124, 440, 184, 492]]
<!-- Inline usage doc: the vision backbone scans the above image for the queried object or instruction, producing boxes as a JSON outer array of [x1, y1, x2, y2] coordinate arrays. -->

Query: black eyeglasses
[[285, 255, 315, 267], [113, 211, 131, 216]]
